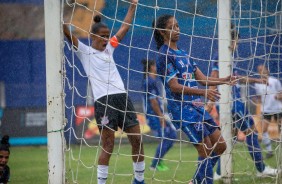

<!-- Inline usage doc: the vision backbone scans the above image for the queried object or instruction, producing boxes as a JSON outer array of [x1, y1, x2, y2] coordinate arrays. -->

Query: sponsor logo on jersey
[[194, 122, 203, 131], [101, 116, 109, 125]]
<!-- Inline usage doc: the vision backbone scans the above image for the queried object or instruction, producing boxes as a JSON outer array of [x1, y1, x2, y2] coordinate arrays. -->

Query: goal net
[[46, 0, 282, 183]]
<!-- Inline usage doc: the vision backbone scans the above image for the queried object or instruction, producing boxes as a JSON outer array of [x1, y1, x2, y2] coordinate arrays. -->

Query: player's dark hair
[[0, 135, 10, 153], [142, 59, 156, 78], [91, 15, 108, 34], [152, 14, 173, 50]]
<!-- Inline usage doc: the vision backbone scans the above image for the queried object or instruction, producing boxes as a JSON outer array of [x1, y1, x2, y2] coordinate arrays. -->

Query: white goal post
[[218, 0, 233, 183], [44, 0, 65, 183]]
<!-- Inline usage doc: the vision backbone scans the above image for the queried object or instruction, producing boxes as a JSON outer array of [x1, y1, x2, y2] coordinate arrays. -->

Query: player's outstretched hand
[[225, 75, 238, 86], [255, 78, 268, 85], [205, 89, 221, 102]]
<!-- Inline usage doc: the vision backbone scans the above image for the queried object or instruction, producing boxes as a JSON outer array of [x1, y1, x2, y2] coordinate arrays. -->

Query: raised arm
[[63, 24, 78, 50], [115, 0, 138, 41]]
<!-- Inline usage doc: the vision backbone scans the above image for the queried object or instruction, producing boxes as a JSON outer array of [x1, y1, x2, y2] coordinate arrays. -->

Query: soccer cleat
[[149, 165, 169, 172], [149, 161, 169, 171], [156, 164, 169, 171], [265, 151, 274, 159], [132, 178, 145, 184], [158, 160, 169, 171], [257, 166, 277, 177], [213, 172, 222, 180]]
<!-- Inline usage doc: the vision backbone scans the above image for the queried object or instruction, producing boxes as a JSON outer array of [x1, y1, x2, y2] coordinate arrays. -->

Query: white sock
[[133, 161, 145, 182], [262, 132, 272, 152], [97, 165, 108, 184]]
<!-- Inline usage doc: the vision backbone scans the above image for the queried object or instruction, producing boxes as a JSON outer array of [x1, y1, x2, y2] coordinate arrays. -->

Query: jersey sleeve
[[211, 61, 219, 72], [157, 54, 178, 83], [190, 58, 198, 72], [75, 40, 91, 63], [110, 36, 119, 48]]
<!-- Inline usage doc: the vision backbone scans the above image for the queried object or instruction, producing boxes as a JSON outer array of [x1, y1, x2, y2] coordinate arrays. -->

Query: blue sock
[[151, 139, 174, 167], [216, 159, 221, 175], [245, 132, 265, 172], [210, 152, 221, 175], [193, 157, 213, 184], [210, 152, 220, 168]]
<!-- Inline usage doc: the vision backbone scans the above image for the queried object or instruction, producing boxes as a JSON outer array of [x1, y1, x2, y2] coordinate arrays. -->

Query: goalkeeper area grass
[[9, 142, 278, 184]]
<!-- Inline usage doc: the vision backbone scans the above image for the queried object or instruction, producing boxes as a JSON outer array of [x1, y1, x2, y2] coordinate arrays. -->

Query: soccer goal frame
[[44, 0, 282, 183], [44, 0, 65, 183]]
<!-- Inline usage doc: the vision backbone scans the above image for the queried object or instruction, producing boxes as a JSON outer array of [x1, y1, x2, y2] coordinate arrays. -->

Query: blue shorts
[[146, 116, 177, 139], [169, 104, 219, 144], [232, 101, 254, 131], [146, 116, 161, 132]]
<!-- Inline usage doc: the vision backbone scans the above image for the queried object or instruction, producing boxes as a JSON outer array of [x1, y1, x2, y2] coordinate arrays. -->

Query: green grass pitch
[[8, 142, 278, 183]]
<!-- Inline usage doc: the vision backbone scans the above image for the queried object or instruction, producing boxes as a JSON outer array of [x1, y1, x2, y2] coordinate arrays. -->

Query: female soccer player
[[153, 14, 236, 184], [63, 1, 145, 184], [207, 29, 277, 180], [142, 59, 177, 171], [0, 135, 10, 184], [255, 65, 282, 159]]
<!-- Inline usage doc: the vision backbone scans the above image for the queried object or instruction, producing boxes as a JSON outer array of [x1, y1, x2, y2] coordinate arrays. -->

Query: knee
[[213, 140, 226, 156], [217, 141, 227, 155]]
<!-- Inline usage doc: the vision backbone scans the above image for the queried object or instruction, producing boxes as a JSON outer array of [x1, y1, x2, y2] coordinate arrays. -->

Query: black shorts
[[263, 112, 282, 121], [94, 93, 139, 131]]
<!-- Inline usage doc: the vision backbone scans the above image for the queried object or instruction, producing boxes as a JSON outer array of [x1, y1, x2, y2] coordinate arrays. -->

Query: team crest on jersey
[[182, 72, 193, 80], [192, 99, 203, 107], [101, 116, 109, 125], [194, 122, 203, 131]]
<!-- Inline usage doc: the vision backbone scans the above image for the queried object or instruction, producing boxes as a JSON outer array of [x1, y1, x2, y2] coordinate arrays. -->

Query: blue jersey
[[211, 52, 241, 100], [156, 44, 201, 110], [143, 76, 162, 116]]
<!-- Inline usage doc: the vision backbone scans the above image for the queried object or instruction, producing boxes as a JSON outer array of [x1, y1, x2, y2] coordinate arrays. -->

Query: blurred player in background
[[153, 14, 238, 184], [0, 135, 10, 184], [63, 1, 146, 183], [206, 26, 278, 180], [255, 64, 282, 158], [142, 59, 177, 171]]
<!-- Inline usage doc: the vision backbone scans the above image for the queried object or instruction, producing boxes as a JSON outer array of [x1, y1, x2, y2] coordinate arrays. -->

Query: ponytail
[[91, 15, 108, 34]]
